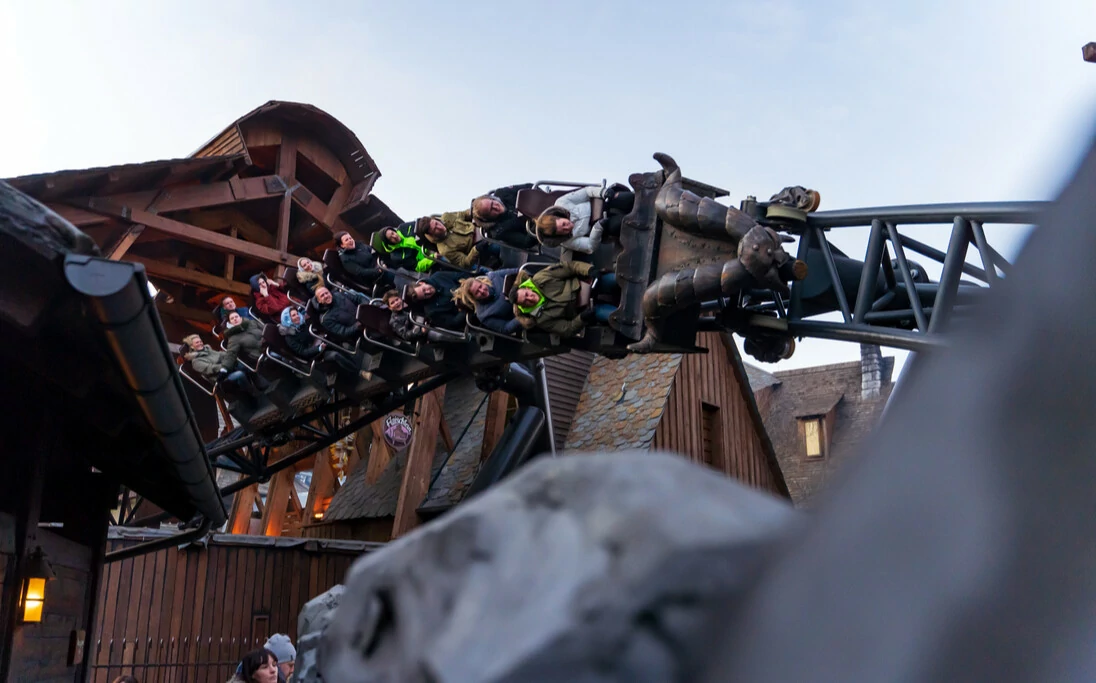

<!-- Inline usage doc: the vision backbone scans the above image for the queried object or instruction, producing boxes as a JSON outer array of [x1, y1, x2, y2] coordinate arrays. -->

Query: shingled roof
[[565, 354, 684, 452], [750, 346, 896, 504]]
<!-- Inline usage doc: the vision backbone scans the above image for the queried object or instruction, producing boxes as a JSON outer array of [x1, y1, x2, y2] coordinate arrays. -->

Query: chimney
[[861, 344, 883, 400]]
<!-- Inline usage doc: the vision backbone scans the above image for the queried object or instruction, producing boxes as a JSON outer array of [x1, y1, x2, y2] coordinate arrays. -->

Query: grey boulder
[[296, 584, 345, 683], [317, 451, 795, 683]]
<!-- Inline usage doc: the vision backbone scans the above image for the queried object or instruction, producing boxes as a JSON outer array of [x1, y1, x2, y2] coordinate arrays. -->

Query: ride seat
[[576, 282, 593, 309], [516, 189, 569, 219], [261, 323, 314, 376], [282, 266, 313, 303]]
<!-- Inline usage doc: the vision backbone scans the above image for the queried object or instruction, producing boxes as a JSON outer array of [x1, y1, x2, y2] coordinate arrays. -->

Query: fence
[[88, 529, 380, 683]]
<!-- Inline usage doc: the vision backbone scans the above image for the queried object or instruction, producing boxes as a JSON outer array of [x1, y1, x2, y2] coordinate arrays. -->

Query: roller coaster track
[[122, 198, 1047, 529]]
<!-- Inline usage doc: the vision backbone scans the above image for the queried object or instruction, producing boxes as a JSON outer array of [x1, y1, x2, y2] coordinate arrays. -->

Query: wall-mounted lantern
[[20, 546, 56, 623]]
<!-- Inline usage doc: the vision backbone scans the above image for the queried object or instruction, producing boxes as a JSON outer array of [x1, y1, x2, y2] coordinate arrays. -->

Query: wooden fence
[[88, 529, 380, 683]]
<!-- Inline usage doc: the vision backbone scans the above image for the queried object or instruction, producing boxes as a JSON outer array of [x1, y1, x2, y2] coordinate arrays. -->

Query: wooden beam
[[366, 418, 394, 485], [291, 185, 353, 234], [392, 387, 445, 539], [46, 176, 284, 227], [276, 137, 297, 252], [106, 224, 146, 260], [261, 469, 294, 537], [128, 255, 252, 296], [155, 301, 216, 325], [304, 452, 337, 522], [323, 181, 353, 227], [224, 226, 237, 279], [179, 208, 275, 247], [480, 391, 510, 462], [71, 198, 300, 265], [228, 483, 258, 535]]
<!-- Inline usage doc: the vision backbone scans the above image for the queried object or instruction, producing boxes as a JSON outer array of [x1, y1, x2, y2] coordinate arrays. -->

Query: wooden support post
[[228, 484, 258, 535], [480, 391, 510, 462], [106, 224, 145, 260], [391, 388, 446, 539], [303, 452, 336, 522], [224, 226, 237, 280], [261, 470, 294, 537], [366, 418, 393, 485], [276, 136, 297, 252]]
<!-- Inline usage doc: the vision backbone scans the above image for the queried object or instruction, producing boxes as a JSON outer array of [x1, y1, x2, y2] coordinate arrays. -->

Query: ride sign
[[383, 413, 413, 450]]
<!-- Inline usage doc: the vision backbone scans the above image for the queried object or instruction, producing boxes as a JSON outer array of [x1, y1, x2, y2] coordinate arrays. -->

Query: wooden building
[[0, 182, 225, 681], [744, 344, 896, 504], [88, 529, 374, 683]]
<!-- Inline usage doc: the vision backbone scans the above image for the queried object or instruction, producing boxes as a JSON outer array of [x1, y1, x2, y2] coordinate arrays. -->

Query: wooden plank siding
[[88, 535, 371, 683], [653, 332, 785, 495]]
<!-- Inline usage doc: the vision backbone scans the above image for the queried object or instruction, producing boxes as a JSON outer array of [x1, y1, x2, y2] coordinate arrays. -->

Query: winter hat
[[264, 633, 296, 664], [280, 307, 301, 329]]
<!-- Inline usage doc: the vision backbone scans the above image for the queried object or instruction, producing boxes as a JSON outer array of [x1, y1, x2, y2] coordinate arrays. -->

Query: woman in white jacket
[[534, 184, 634, 262]]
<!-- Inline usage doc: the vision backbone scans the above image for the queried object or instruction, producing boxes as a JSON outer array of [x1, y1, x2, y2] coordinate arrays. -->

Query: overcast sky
[[2, 0, 1094, 371]]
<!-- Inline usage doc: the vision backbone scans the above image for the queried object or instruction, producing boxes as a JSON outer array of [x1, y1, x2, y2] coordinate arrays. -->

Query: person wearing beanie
[[263, 634, 296, 682]]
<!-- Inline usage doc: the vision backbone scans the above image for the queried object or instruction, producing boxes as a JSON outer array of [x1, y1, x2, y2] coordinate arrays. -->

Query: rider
[[371, 224, 436, 273], [509, 261, 615, 337], [470, 183, 539, 250], [335, 231, 393, 290], [453, 269, 521, 335]]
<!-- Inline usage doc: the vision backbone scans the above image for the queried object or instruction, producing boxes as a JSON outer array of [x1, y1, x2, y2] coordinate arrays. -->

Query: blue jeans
[[594, 304, 615, 323], [593, 272, 618, 294]]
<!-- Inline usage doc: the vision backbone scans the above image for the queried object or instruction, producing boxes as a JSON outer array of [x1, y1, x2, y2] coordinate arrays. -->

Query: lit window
[[804, 418, 823, 458]]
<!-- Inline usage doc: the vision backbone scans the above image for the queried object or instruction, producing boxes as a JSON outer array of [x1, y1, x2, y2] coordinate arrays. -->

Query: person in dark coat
[[335, 231, 394, 290], [313, 286, 368, 341], [381, 289, 427, 342], [453, 268, 521, 335], [214, 295, 255, 324], [278, 307, 362, 377], [250, 274, 292, 319], [222, 311, 264, 367], [471, 183, 539, 249], [409, 270, 466, 330]]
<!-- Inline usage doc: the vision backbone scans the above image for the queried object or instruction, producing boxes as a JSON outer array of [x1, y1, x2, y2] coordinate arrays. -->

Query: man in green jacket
[[508, 261, 616, 337], [415, 211, 500, 270], [371, 223, 436, 273]]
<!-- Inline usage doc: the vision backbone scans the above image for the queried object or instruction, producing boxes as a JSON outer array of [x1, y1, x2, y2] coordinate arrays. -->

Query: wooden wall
[[89, 534, 371, 683], [653, 332, 787, 496], [4, 522, 96, 683]]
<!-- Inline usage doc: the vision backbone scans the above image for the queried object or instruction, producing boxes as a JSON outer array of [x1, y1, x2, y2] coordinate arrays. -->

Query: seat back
[[322, 249, 356, 289], [589, 197, 604, 224], [576, 281, 593, 309], [358, 303, 397, 339], [282, 267, 313, 302], [178, 358, 216, 395], [516, 189, 569, 219], [261, 323, 313, 375]]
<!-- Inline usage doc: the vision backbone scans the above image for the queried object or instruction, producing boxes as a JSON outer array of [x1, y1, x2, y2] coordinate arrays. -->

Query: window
[[801, 417, 828, 458], [701, 403, 721, 470]]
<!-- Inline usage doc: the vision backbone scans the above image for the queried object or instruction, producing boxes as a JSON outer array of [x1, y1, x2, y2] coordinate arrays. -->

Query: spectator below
[[250, 274, 292, 319], [279, 307, 364, 378], [471, 183, 539, 249], [228, 647, 278, 683], [414, 212, 499, 270], [334, 230, 393, 290], [454, 268, 521, 335], [509, 261, 616, 337], [409, 270, 466, 330], [214, 295, 255, 324], [313, 286, 368, 342], [295, 256, 327, 293], [535, 184, 635, 262], [371, 224, 436, 273], [263, 634, 296, 683], [181, 334, 261, 399], [222, 311, 264, 368]]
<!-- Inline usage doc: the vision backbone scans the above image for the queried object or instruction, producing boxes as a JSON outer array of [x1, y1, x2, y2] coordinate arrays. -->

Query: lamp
[[20, 546, 56, 624]]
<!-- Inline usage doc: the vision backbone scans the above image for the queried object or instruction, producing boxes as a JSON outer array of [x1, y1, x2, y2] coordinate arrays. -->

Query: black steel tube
[[218, 371, 460, 498], [740, 314, 945, 352], [853, 220, 886, 323], [105, 517, 212, 564], [813, 226, 852, 323], [535, 359, 557, 456], [898, 234, 988, 283], [870, 290, 897, 312], [885, 222, 929, 331], [807, 201, 1046, 227], [969, 220, 999, 286], [927, 217, 971, 334], [497, 362, 538, 405], [463, 406, 547, 499]]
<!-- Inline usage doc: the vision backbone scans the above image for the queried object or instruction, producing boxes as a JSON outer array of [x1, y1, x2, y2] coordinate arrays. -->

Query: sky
[[2, 0, 1094, 372]]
